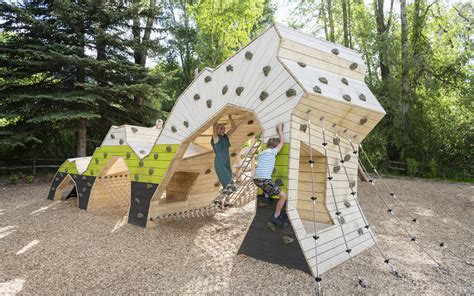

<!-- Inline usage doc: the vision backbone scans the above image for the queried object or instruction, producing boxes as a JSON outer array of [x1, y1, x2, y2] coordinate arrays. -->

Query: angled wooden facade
[[47, 24, 385, 276]]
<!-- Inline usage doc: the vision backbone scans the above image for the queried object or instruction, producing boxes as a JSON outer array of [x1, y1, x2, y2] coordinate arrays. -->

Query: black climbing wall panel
[[238, 195, 311, 274], [128, 182, 159, 227], [47, 173, 96, 210]]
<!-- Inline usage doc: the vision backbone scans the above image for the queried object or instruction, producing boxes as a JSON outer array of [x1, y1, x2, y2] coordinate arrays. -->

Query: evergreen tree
[[0, 0, 161, 158]]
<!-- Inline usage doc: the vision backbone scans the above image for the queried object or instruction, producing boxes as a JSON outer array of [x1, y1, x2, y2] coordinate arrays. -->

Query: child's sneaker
[[271, 214, 288, 228]]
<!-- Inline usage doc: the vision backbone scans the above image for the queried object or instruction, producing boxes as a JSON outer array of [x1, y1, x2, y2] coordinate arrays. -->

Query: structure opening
[[88, 156, 131, 216]]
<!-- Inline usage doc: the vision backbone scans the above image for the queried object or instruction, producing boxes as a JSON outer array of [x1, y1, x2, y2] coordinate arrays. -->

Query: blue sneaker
[[271, 214, 289, 228]]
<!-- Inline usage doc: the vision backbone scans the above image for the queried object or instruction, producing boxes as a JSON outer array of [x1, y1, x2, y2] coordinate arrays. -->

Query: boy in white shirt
[[253, 123, 288, 227]]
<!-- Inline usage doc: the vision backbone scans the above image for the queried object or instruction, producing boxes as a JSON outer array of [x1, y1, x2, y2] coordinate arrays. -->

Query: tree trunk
[[400, 0, 409, 120], [76, 119, 87, 157], [320, 0, 329, 40], [347, 0, 353, 48], [327, 0, 335, 42], [342, 0, 349, 47], [374, 0, 391, 81], [140, 0, 157, 67]]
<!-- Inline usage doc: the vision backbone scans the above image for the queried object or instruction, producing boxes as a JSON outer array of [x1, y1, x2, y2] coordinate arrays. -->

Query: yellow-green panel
[[58, 161, 79, 175]]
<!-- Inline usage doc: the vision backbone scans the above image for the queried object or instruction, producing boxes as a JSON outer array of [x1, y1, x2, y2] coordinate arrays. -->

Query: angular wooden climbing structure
[[47, 24, 385, 276]]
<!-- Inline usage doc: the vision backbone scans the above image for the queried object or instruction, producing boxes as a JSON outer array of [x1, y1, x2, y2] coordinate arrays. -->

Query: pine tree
[[0, 0, 160, 158]]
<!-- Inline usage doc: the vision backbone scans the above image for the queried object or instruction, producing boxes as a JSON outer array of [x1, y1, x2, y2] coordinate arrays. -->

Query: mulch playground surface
[[1, 177, 473, 295]]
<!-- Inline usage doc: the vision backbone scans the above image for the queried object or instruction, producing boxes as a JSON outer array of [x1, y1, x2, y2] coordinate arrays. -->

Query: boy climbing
[[211, 115, 237, 195], [253, 123, 288, 227]]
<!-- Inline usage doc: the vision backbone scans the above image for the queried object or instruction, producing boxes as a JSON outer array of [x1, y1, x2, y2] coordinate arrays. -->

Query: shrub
[[406, 158, 419, 177], [25, 175, 34, 183], [429, 160, 439, 178], [9, 174, 19, 184]]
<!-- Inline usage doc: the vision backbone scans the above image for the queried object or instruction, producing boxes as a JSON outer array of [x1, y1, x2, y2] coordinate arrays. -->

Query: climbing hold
[[110, 134, 115, 139], [119, 139, 124, 145], [282, 236, 294, 244], [138, 160, 144, 167], [236, 87, 244, 96], [266, 221, 276, 231], [333, 166, 341, 173], [262, 65, 271, 76], [360, 117, 368, 125], [341, 77, 348, 85], [332, 123, 337, 128], [171, 126, 177, 133], [226, 64, 233, 72], [331, 48, 339, 55], [333, 137, 340, 145], [349, 180, 356, 188], [153, 153, 159, 160], [344, 200, 352, 208], [343, 94, 351, 102], [139, 150, 145, 155], [137, 212, 144, 219], [222, 85, 228, 95], [146, 183, 153, 190], [297, 61, 306, 67], [339, 216, 346, 224], [126, 152, 131, 159], [58, 173, 63, 178], [204, 75, 212, 83], [230, 152, 237, 157], [319, 77, 328, 84], [247, 120, 254, 125], [205, 169, 211, 174], [313, 85, 322, 94], [245, 51, 253, 60], [206, 99, 212, 108], [82, 187, 86, 193], [194, 94, 200, 101], [148, 168, 154, 175], [90, 170, 94, 175], [103, 152, 108, 158], [358, 228, 365, 235], [247, 132, 255, 137], [131, 127, 138, 133], [300, 124, 307, 133], [134, 174, 139, 181], [344, 154, 351, 162], [51, 187, 56, 191], [64, 168, 69, 173], [183, 121, 189, 128], [275, 178, 284, 186], [95, 158, 99, 164], [55, 177, 59, 181], [134, 197, 140, 204], [286, 88, 296, 97], [78, 193, 83, 198], [259, 91, 269, 101], [214, 182, 220, 187], [166, 146, 172, 152], [350, 62, 358, 70], [359, 94, 367, 101]]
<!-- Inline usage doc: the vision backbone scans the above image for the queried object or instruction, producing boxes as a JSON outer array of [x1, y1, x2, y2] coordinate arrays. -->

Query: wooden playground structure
[[47, 24, 387, 279]]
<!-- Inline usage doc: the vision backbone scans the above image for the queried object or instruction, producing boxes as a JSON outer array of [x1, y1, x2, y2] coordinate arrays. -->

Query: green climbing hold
[[153, 153, 159, 160], [263, 65, 271, 76], [286, 88, 296, 97], [313, 85, 322, 94], [126, 152, 131, 159], [206, 99, 212, 108], [95, 158, 99, 164], [259, 91, 269, 101], [166, 146, 172, 152], [226, 65, 233, 72], [333, 137, 340, 145], [282, 236, 294, 245], [194, 94, 200, 101], [358, 228, 364, 235], [134, 174, 139, 181], [344, 154, 351, 162], [138, 160, 144, 167], [349, 180, 356, 188], [339, 216, 346, 224], [103, 152, 108, 158], [300, 124, 307, 133], [344, 200, 352, 208], [266, 221, 276, 231], [245, 51, 253, 60], [319, 77, 328, 84], [236, 87, 244, 96], [222, 85, 228, 95], [341, 77, 348, 85], [343, 94, 351, 102], [204, 75, 212, 83], [333, 166, 341, 173], [146, 183, 153, 190], [149, 168, 154, 175]]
